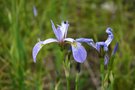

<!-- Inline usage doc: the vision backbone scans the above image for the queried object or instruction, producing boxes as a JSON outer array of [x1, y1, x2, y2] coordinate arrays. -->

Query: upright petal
[[51, 20, 62, 41], [71, 42, 87, 63], [59, 21, 69, 39], [105, 27, 114, 46], [32, 38, 58, 62]]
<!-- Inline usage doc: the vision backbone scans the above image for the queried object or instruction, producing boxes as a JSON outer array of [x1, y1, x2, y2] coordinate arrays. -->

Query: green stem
[[66, 76, 70, 90], [63, 50, 71, 90], [100, 58, 105, 89], [75, 73, 79, 90]]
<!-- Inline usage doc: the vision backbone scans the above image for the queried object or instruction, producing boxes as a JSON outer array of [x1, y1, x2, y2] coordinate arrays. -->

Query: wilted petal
[[71, 42, 87, 63], [32, 38, 58, 62], [105, 27, 114, 46], [112, 42, 118, 56], [76, 38, 95, 48], [51, 20, 62, 41]]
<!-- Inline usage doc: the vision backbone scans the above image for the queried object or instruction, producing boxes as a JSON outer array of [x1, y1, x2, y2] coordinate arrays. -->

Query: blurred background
[[0, 0, 135, 90]]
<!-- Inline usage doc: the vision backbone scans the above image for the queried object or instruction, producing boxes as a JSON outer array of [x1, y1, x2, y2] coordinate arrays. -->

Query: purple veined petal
[[95, 43, 100, 52], [95, 42, 106, 52], [64, 38, 75, 43], [112, 42, 118, 56], [105, 27, 114, 46], [43, 38, 58, 44], [32, 41, 44, 63], [33, 6, 37, 17], [71, 42, 87, 63], [56, 27, 63, 41], [76, 38, 96, 48], [104, 53, 109, 65], [51, 20, 63, 41], [106, 27, 113, 34], [103, 44, 108, 51], [96, 42, 109, 52], [76, 38, 93, 43], [32, 38, 58, 63], [59, 21, 69, 39]]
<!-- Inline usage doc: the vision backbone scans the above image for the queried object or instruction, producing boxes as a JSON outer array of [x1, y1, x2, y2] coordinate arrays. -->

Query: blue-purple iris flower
[[93, 28, 114, 65], [76, 28, 114, 52], [32, 20, 92, 63], [95, 27, 114, 52], [76, 28, 114, 65]]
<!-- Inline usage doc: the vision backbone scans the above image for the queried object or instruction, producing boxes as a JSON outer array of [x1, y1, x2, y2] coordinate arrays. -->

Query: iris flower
[[32, 20, 92, 63], [95, 27, 114, 52], [93, 27, 114, 65]]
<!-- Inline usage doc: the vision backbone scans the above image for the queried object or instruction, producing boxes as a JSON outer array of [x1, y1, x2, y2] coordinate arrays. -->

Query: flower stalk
[[75, 72, 80, 90], [63, 50, 71, 90]]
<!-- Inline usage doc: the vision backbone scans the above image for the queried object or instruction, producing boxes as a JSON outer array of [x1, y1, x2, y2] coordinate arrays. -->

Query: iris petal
[[76, 38, 93, 42], [59, 21, 69, 39], [105, 27, 114, 46], [43, 38, 58, 44], [95, 42, 107, 52], [76, 38, 95, 48], [71, 42, 87, 63], [32, 38, 58, 62], [64, 38, 75, 43], [32, 41, 44, 63], [51, 20, 62, 41]]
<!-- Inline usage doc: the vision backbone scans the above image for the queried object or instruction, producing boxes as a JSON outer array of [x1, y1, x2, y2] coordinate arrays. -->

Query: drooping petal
[[43, 38, 58, 44], [76, 38, 95, 48], [59, 21, 69, 39], [105, 27, 114, 46], [32, 41, 44, 63], [32, 38, 58, 62], [71, 42, 87, 63], [51, 20, 62, 41]]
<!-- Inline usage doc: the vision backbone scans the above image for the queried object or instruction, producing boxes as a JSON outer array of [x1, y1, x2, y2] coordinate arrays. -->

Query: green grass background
[[0, 0, 135, 90]]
